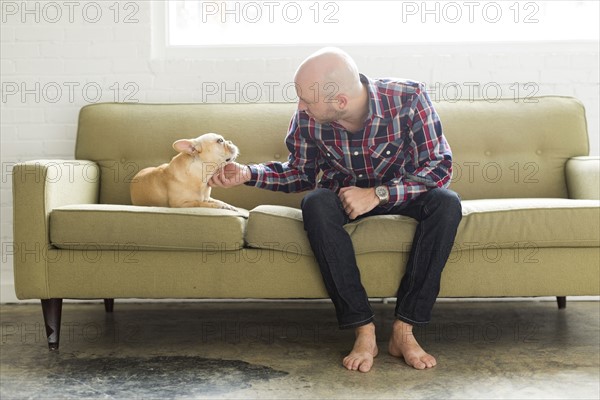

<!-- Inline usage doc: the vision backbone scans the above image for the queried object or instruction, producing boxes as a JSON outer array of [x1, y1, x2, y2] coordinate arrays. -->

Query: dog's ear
[[173, 139, 201, 155]]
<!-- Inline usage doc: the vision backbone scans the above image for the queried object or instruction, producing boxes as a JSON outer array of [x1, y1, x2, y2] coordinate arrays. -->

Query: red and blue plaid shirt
[[247, 74, 453, 209]]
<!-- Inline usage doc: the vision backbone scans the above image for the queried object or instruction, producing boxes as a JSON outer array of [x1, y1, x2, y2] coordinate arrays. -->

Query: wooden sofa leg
[[104, 299, 114, 313], [557, 296, 567, 309], [41, 298, 63, 351]]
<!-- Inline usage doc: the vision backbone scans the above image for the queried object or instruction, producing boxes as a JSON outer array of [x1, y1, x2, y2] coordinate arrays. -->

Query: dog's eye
[[217, 138, 224, 144]]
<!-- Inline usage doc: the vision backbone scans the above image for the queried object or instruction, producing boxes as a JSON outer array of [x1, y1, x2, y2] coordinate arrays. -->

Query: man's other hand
[[210, 162, 251, 188], [338, 186, 379, 220]]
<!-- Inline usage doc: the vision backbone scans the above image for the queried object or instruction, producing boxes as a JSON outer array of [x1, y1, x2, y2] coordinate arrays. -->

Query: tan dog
[[130, 133, 239, 210]]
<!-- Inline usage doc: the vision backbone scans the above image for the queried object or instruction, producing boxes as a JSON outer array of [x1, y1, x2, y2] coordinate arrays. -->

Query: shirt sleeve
[[384, 83, 453, 208], [245, 111, 318, 193]]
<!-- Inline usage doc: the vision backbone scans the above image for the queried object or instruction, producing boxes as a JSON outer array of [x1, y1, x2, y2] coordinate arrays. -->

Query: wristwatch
[[375, 185, 390, 206]]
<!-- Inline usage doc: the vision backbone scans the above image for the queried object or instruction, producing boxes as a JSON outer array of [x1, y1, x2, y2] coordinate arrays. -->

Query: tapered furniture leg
[[557, 296, 567, 309], [104, 299, 114, 313], [41, 298, 63, 351]]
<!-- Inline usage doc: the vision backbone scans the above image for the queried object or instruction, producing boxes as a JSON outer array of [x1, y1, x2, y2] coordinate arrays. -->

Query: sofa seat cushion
[[50, 204, 249, 251], [245, 199, 599, 256], [458, 198, 599, 248], [244, 205, 418, 256]]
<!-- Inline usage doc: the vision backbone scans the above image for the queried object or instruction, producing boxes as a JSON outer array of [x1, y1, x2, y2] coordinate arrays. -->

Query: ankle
[[392, 320, 416, 340], [393, 319, 412, 331], [355, 322, 376, 337]]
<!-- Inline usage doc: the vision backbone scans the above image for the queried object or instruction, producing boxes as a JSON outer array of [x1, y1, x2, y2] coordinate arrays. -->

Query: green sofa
[[12, 96, 600, 350]]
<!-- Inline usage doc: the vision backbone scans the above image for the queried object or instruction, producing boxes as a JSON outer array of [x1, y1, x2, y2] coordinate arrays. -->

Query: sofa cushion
[[244, 205, 310, 255], [437, 97, 589, 200], [50, 204, 249, 251], [245, 199, 600, 256], [244, 205, 418, 256], [458, 198, 599, 248]]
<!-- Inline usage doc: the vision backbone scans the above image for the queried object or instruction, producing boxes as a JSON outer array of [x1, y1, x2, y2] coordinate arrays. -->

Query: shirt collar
[[360, 73, 385, 120]]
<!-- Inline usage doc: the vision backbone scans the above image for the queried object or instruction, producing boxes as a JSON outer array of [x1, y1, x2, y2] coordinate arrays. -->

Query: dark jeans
[[301, 187, 462, 329]]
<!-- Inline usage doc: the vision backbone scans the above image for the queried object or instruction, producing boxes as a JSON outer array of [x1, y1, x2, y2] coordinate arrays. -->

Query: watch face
[[376, 186, 387, 199]]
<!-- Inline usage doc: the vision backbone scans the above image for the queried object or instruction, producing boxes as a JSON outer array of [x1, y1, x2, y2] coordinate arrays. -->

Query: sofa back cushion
[[436, 96, 588, 200], [75, 96, 588, 209], [76, 102, 305, 209]]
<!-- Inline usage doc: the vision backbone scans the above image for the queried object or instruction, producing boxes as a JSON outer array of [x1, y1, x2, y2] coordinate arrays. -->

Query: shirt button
[[353, 151, 359, 156], [358, 174, 363, 178], [327, 152, 331, 157], [386, 150, 391, 155]]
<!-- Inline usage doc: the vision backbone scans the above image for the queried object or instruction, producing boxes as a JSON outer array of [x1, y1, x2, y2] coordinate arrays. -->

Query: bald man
[[210, 48, 462, 372]]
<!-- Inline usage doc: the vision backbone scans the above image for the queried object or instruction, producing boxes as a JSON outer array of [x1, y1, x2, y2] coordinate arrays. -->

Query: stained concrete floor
[[0, 300, 599, 400]]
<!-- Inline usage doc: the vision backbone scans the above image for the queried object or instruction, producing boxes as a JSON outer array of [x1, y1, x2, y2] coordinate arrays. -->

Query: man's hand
[[209, 162, 251, 188], [338, 186, 380, 220]]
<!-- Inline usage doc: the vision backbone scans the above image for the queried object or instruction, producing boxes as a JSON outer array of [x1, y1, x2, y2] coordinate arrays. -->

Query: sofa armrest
[[12, 160, 100, 299], [566, 156, 600, 200]]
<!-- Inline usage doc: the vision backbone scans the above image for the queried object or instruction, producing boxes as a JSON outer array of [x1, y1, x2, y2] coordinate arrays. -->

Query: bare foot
[[342, 322, 379, 373], [388, 319, 436, 370]]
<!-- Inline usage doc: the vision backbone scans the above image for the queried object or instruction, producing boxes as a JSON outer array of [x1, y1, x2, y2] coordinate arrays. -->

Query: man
[[210, 47, 462, 372]]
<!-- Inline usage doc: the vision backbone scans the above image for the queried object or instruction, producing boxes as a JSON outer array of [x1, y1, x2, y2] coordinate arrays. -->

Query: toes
[[414, 357, 436, 369], [406, 356, 426, 370], [342, 356, 352, 370], [343, 356, 358, 371], [423, 354, 437, 369], [342, 355, 373, 372], [358, 359, 373, 373]]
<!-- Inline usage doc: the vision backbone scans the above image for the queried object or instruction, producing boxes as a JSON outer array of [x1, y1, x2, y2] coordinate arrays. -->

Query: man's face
[[295, 82, 341, 124]]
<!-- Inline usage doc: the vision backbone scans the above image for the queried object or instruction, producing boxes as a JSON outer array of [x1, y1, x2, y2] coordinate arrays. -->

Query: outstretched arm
[[211, 112, 319, 193], [209, 162, 251, 188]]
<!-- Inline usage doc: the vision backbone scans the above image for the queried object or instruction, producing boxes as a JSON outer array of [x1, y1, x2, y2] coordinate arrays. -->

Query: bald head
[[295, 47, 363, 101], [294, 48, 369, 127]]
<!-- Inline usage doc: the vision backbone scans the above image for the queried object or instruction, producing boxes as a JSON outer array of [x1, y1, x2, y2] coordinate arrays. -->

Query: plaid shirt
[[247, 74, 453, 209]]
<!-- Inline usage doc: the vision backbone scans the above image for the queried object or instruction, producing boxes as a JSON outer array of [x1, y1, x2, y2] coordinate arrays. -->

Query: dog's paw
[[214, 200, 237, 211], [221, 204, 237, 211]]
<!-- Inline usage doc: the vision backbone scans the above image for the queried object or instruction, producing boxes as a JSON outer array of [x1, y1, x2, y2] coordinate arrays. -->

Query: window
[[165, 0, 599, 47]]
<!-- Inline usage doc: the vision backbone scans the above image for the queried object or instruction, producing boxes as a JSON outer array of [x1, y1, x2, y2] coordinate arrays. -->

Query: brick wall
[[1, 1, 598, 303]]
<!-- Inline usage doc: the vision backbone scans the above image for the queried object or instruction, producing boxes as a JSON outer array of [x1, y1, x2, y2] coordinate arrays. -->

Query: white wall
[[1, 1, 599, 303]]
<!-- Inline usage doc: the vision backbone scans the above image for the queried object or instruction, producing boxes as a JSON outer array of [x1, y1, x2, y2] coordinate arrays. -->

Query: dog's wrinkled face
[[173, 133, 239, 164]]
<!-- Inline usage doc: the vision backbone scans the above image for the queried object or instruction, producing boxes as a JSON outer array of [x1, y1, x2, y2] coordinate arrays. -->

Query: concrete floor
[[0, 300, 599, 399]]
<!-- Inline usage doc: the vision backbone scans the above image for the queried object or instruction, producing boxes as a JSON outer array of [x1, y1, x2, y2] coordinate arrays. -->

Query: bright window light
[[167, 0, 600, 46]]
